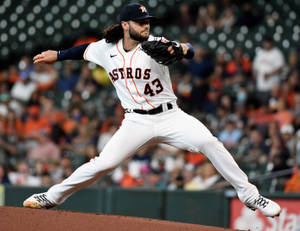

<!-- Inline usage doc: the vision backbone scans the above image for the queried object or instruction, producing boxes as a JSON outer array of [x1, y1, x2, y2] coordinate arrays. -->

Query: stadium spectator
[[188, 46, 214, 80], [64, 123, 95, 168], [57, 62, 80, 92], [219, 119, 243, 150], [246, 129, 269, 159], [27, 129, 60, 162], [7, 65, 22, 85], [75, 64, 97, 96], [285, 50, 299, 81], [273, 98, 294, 128], [23, 105, 50, 139], [168, 167, 184, 190], [287, 70, 300, 102], [217, 7, 236, 30], [18, 56, 34, 79], [252, 36, 285, 104], [214, 51, 228, 81], [280, 81, 296, 109], [10, 72, 36, 103], [181, 167, 194, 187], [267, 134, 290, 173], [30, 64, 58, 91], [33, 160, 46, 177], [2, 109, 23, 137], [39, 96, 65, 131], [120, 164, 141, 188], [0, 70, 8, 83], [249, 103, 273, 127], [268, 84, 281, 111], [144, 169, 166, 189], [280, 124, 297, 158], [202, 87, 220, 115], [150, 154, 170, 184], [59, 155, 74, 180], [240, 129, 269, 175], [8, 161, 40, 186], [32, 160, 54, 186], [184, 161, 221, 190], [226, 47, 251, 78], [175, 2, 196, 28], [0, 126, 19, 164], [196, 2, 218, 29], [71, 124, 94, 155], [188, 46, 213, 111], [41, 172, 53, 187], [265, 121, 280, 146], [235, 88, 248, 107], [0, 108, 26, 166]]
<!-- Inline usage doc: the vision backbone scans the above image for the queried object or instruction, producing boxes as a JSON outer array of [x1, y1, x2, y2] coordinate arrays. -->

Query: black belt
[[126, 103, 173, 115]]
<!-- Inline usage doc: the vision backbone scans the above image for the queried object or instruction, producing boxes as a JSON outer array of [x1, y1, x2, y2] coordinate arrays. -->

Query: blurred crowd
[[0, 0, 300, 193], [164, 1, 262, 30]]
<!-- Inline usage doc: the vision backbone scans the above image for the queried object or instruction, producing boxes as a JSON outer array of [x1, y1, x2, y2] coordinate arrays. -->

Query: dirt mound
[[0, 206, 242, 231]]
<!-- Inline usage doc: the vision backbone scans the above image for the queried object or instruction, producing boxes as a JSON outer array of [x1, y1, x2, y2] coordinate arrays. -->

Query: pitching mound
[[0, 206, 242, 231]]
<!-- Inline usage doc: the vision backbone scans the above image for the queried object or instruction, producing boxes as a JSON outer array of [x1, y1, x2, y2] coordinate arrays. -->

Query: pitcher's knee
[[90, 156, 120, 172]]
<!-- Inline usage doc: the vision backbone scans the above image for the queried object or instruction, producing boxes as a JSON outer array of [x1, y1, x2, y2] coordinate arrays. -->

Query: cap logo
[[139, 6, 147, 13]]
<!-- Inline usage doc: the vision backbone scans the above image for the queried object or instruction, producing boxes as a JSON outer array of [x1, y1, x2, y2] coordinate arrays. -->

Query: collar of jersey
[[119, 39, 141, 53]]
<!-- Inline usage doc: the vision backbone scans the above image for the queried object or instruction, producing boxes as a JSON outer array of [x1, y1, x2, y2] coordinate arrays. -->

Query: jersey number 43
[[144, 78, 163, 97]]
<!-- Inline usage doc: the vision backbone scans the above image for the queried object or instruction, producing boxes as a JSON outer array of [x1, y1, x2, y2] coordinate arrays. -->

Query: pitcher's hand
[[33, 50, 58, 64]]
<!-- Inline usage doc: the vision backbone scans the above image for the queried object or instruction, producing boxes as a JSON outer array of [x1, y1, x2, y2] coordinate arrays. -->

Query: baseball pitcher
[[24, 3, 281, 218]]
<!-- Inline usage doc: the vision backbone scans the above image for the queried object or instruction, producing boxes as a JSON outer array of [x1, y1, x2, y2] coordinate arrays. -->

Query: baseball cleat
[[23, 193, 56, 209], [245, 195, 281, 217]]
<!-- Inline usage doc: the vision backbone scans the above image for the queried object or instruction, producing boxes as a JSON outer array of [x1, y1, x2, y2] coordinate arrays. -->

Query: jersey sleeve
[[83, 39, 107, 66]]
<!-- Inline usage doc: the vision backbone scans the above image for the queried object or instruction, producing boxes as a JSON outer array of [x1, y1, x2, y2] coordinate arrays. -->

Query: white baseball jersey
[[83, 35, 177, 110]]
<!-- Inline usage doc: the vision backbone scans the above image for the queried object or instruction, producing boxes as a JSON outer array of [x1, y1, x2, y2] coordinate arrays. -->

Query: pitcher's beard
[[129, 27, 149, 42]]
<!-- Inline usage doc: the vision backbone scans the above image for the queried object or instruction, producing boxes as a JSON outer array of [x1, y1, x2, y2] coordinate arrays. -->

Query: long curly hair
[[103, 24, 123, 44]]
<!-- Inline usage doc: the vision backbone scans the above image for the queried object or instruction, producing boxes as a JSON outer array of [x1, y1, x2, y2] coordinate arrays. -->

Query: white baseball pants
[[47, 106, 258, 204]]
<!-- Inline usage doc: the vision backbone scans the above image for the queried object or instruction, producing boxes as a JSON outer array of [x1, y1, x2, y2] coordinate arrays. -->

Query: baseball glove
[[141, 38, 184, 65]]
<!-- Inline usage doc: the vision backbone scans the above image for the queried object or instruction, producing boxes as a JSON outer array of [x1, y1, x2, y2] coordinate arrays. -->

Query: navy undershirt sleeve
[[184, 42, 194, 59], [57, 43, 90, 61]]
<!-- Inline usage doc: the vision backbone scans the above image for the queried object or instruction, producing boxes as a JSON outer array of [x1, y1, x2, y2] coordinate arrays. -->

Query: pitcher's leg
[[162, 110, 280, 217], [197, 133, 280, 217], [200, 139, 258, 202], [162, 110, 258, 203], [46, 119, 154, 204]]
